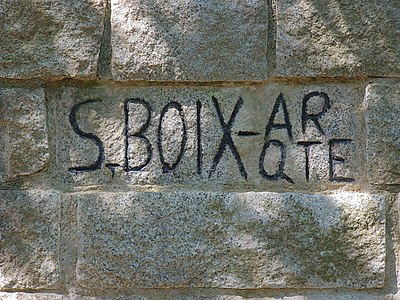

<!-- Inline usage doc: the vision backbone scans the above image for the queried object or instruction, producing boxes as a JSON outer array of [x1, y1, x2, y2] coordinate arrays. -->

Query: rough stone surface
[[365, 83, 400, 185], [0, 88, 49, 181], [110, 0, 268, 81], [0, 294, 66, 300], [0, 0, 105, 79], [0, 293, 393, 300], [0, 189, 61, 289], [275, 0, 400, 77], [56, 84, 363, 190], [75, 191, 385, 289]]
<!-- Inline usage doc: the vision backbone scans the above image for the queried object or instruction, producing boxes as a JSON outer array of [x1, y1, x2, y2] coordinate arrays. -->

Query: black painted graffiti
[[259, 139, 294, 184], [265, 93, 293, 141], [259, 93, 294, 184], [236, 131, 260, 136], [69, 91, 355, 183], [209, 96, 247, 180], [158, 101, 187, 173], [297, 141, 322, 182], [69, 99, 104, 172], [124, 98, 153, 171], [302, 91, 331, 135], [196, 100, 202, 175], [329, 139, 355, 182]]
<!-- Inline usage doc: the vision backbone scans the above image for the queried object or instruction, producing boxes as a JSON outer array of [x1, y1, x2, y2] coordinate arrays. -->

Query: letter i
[[196, 100, 202, 175]]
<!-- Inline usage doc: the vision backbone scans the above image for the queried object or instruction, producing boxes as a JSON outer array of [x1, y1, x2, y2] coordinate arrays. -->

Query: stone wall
[[0, 0, 399, 299]]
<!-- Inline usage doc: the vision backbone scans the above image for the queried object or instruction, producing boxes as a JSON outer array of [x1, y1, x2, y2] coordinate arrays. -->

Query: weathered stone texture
[[56, 84, 363, 189], [110, 0, 268, 81], [76, 191, 385, 289], [0, 292, 394, 300], [275, 0, 400, 77], [365, 83, 400, 185], [0, 0, 105, 79], [0, 88, 48, 181], [0, 294, 67, 300], [0, 190, 61, 289]]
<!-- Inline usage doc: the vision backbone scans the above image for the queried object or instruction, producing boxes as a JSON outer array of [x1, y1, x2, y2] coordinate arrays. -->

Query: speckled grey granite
[[275, 0, 400, 77], [0, 88, 48, 182], [55, 84, 363, 190], [0, 0, 105, 79], [365, 83, 400, 185], [75, 191, 385, 290], [0, 190, 61, 290], [110, 0, 268, 81]]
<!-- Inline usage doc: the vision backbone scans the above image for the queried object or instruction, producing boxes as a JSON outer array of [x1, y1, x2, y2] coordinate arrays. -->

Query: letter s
[[69, 99, 104, 172]]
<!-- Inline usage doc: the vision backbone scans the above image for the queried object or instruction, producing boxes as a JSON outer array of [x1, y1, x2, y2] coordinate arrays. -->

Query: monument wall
[[0, 0, 399, 299]]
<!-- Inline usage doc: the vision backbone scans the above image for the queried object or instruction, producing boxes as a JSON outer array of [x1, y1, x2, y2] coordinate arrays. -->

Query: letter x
[[209, 96, 247, 180]]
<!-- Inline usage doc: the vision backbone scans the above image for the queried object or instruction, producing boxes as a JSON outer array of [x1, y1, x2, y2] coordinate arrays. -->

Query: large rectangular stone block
[[0, 294, 66, 300], [0, 88, 49, 181], [56, 84, 363, 190], [275, 0, 400, 77], [76, 191, 386, 289], [0, 0, 105, 79], [365, 83, 400, 185], [0, 190, 61, 290], [110, 0, 268, 81]]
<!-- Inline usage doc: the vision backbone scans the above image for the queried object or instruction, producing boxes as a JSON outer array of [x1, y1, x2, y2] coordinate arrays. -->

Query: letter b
[[124, 98, 153, 171]]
